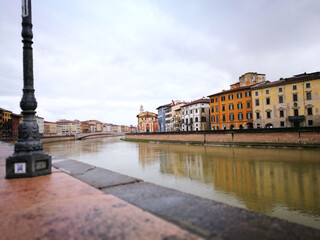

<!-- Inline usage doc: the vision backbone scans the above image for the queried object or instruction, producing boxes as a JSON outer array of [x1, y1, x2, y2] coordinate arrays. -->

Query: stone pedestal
[[6, 153, 51, 179]]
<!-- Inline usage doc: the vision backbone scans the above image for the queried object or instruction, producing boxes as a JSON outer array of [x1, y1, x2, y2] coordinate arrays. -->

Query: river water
[[43, 136, 320, 230]]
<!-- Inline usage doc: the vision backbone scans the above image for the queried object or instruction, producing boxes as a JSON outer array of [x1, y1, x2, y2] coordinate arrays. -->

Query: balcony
[[288, 115, 305, 122]]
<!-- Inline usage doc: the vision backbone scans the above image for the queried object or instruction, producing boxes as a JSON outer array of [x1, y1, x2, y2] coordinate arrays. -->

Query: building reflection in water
[[138, 143, 320, 218], [44, 138, 320, 229]]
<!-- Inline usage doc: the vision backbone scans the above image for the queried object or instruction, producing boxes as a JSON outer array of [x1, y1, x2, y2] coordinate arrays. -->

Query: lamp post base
[[6, 153, 52, 179]]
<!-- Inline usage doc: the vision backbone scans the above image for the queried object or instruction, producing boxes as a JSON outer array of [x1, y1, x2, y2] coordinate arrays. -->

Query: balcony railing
[[288, 115, 305, 122]]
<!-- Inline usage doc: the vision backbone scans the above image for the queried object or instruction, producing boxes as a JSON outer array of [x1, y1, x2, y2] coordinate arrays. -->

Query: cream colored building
[[252, 71, 320, 128], [164, 101, 186, 132], [56, 120, 81, 135], [44, 121, 57, 135]]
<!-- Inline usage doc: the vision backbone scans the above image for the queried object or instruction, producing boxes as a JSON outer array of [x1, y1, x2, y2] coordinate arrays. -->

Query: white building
[[35, 116, 44, 135], [181, 98, 211, 131]]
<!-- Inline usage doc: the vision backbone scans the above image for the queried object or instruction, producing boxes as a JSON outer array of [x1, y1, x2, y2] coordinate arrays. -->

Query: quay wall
[[40, 135, 75, 143], [125, 127, 320, 146]]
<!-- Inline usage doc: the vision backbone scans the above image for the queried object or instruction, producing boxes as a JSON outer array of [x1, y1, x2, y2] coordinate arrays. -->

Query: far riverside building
[[44, 121, 57, 135], [156, 103, 171, 132], [0, 107, 12, 139], [137, 111, 158, 133], [251, 71, 320, 128], [165, 101, 187, 132], [56, 120, 81, 135], [181, 98, 210, 131], [208, 72, 266, 130]]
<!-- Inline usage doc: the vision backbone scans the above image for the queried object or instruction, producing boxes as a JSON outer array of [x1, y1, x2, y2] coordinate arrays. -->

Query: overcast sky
[[1, 0, 319, 126]]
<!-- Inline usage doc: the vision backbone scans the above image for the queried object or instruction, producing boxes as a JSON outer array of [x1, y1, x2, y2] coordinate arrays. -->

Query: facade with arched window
[[137, 111, 158, 133], [252, 71, 320, 128]]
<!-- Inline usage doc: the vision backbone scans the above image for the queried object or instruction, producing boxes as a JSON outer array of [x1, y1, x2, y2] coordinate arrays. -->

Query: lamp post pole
[[6, 0, 51, 178]]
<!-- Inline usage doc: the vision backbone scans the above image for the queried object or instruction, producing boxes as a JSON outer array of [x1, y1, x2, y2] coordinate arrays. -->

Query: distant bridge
[[75, 132, 125, 140]]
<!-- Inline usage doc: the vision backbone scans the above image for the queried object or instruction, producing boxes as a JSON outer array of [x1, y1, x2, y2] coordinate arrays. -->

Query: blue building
[[156, 103, 171, 132]]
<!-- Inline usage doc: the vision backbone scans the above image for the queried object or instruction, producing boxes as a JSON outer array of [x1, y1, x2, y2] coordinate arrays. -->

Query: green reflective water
[[44, 137, 320, 230]]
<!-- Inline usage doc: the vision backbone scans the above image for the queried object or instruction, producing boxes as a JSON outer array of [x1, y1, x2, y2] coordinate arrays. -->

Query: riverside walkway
[[1, 141, 320, 240]]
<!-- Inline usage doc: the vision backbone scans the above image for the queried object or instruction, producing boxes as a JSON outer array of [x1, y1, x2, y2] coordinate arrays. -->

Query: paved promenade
[[1, 141, 320, 240], [0, 143, 200, 240]]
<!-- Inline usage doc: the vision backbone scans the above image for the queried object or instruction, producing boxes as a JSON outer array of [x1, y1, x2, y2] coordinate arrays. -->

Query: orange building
[[137, 111, 158, 133], [208, 73, 266, 130]]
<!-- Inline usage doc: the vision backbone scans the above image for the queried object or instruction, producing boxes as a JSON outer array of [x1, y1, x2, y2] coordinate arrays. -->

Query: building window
[[245, 91, 251, 97], [307, 107, 313, 116], [279, 110, 284, 118], [228, 94, 233, 100], [211, 107, 214, 113], [247, 102, 251, 108], [266, 111, 271, 119], [216, 116, 219, 122], [279, 96, 284, 104], [190, 118, 193, 124], [221, 96, 225, 101], [238, 113, 243, 120], [237, 103, 243, 109], [266, 89, 270, 94], [229, 114, 234, 121], [182, 111, 184, 115], [246, 112, 252, 119], [190, 110, 192, 114], [308, 120, 313, 126], [182, 119, 184, 124], [256, 112, 260, 119], [255, 99, 260, 106], [294, 109, 299, 116], [306, 83, 311, 88], [215, 106, 218, 112], [279, 87, 283, 93], [195, 109, 198, 113], [222, 105, 225, 111], [293, 93, 298, 102], [215, 97, 218, 102], [186, 110, 188, 114], [202, 108, 205, 113], [195, 117, 198, 122], [229, 104, 234, 110], [306, 92, 312, 100], [237, 93, 242, 98], [185, 119, 188, 124], [280, 121, 285, 127], [266, 97, 270, 105], [201, 117, 206, 122], [222, 115, 226, 121], [211, 99, 214, 103], [255, 91, 259, 96], [293, 85, 297, 90], [211, 116, 215, 122]]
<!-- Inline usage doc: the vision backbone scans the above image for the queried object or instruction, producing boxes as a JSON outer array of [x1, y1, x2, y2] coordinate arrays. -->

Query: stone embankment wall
[[125, 127, 320, 146], [41, 135, 75, 143]]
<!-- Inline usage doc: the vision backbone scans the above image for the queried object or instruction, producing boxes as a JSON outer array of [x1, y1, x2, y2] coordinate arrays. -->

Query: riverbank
[[125, 127, 320, 148], [1, 132, 125, 144], [2, 142, 320, 239]]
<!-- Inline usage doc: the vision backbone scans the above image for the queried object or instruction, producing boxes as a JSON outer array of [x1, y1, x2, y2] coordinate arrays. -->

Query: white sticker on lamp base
[[14, 163, 26, 174]]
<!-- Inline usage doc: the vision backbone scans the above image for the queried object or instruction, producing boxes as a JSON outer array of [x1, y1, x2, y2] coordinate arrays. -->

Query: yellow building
[[252, 71, 320, 128], [0, 108, 12, 138]]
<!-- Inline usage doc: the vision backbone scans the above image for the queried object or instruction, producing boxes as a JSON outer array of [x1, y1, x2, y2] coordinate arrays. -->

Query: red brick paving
[[0, 143, 201, 240]]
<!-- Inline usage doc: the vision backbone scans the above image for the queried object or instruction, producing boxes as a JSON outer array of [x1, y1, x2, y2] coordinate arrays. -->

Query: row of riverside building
[[0, 111, 137, 139], [137, 71, 320, 132]]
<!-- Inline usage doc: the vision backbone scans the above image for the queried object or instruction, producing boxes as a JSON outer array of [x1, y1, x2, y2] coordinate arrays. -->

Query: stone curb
[[52, 156, 320, 240]]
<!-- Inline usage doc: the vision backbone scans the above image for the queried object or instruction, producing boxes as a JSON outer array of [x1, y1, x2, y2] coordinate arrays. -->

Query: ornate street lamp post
[[6, 0, 51, 178]]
